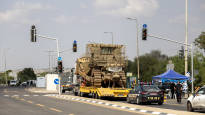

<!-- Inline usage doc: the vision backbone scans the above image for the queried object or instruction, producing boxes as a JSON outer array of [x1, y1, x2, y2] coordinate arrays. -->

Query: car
[[20, 82, 27, 87], [9, 80, 17, 86], [127, 85, 164, 105], [187, 86, 205, 112]]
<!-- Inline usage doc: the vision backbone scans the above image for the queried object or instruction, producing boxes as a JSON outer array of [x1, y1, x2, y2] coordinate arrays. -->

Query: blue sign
[[58, 57, 62, 61], [143, 24, 147, 28], [74, 40, 77, 44], [54, 78, 59, 84]]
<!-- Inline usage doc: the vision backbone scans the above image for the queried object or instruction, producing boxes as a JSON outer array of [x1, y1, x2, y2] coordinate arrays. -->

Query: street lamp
[[4, 48, 10, 86], [127, 17, 140, 85], [104, 32, 114, 44], [184, 0, 188, 75]]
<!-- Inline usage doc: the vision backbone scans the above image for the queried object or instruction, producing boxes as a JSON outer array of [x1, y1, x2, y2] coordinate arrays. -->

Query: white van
[[10, 80, 17, 86]]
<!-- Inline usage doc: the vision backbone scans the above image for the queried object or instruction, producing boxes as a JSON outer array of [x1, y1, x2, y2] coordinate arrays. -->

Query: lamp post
[[4, 48, 10, 86], [104, 32, 114, 44], [184, 0, 188, 75], [127, 17, 140, 85]]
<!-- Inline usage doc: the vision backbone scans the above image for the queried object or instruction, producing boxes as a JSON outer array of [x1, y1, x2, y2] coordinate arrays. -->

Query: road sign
[[58, 57, 62, 61], [143, 24, 147, 28], [54, 78, 59, 84]]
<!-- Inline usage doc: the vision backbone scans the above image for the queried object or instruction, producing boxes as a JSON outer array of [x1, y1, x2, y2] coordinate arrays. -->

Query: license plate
[[148, 97, 159, 100]]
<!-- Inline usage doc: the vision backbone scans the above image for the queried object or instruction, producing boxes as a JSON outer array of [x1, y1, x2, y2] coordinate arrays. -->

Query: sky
[[0, 0, 205, 71]]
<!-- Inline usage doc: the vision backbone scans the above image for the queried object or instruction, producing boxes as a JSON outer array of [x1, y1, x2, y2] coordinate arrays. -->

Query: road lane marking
[[33, 95, 39, 96], [68, 114, 74, 115], [49, 108, 62, 112], [36, 104, 45, 107], [4, 95, 9, 97], [27, 101, 33, 104], [24, 95, 29, 96], [13, 95, 19, 97]]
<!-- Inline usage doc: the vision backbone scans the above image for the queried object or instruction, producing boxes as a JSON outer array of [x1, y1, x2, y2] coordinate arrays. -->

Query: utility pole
[[185, 0, 188, 75], [127, 17, 140, 85]]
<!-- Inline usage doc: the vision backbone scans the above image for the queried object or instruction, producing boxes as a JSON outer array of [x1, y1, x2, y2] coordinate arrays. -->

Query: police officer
[[175, 81, 182, 103]]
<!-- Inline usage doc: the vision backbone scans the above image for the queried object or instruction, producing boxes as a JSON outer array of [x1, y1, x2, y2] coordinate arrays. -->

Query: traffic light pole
[[148, 34, 194, 94], [35, 34, 61, 95]]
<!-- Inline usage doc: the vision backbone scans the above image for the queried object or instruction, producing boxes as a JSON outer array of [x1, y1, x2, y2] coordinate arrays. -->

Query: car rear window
[[142, 85, 160, 92]]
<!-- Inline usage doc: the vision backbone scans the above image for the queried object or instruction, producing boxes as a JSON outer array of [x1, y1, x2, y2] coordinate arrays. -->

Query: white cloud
[[0, 2, 52, 24], [93, 0, 159, 17]]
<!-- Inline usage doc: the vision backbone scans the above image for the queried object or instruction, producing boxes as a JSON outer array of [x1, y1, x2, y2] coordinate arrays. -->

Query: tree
[[194, 32, 205, 52], [17, 68, 36, 82], [126, 50, 168, 82]]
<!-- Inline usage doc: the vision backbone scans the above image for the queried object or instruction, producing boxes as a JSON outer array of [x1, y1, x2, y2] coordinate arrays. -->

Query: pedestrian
[[175, 81, 182, 103], [170, 82, 175, 99]]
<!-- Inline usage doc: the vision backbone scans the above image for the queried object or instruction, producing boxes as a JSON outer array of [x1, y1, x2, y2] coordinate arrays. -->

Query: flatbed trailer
[[78, 86, 129, 99]]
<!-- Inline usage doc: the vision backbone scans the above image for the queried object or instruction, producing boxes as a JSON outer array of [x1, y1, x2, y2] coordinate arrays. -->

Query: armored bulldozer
[[75, 43, 127, 88]]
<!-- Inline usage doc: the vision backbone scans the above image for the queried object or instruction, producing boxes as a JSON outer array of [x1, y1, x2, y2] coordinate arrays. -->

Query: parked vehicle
[[9, 80, 17, 86], [187, 86, 205, 112], [127, 85, 164, 105]]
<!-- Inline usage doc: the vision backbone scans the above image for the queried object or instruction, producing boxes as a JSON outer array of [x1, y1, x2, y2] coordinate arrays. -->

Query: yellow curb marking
[[36, 104, 45, 107], [49, 108, 62, 112]]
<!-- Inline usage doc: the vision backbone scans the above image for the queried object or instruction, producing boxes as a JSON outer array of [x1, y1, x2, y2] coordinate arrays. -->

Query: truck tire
[[74, 92, 78, 96], [62, 90, 65, 93]]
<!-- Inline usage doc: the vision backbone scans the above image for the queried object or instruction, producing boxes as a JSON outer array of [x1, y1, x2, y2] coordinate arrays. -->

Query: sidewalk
[[26, 87, 58, 93]]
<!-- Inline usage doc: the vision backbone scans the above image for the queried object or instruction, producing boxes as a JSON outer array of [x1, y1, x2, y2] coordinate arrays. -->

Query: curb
[[45, 94, 176, 115]]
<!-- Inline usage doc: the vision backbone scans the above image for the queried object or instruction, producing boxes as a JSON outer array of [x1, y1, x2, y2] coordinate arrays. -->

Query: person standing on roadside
[[170, 82, 175, 99], [175, 81, 182, 103]]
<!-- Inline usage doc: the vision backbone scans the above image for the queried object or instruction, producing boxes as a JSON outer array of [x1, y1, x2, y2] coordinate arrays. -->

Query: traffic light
[[73, 40, 77, 52], [58, 61, 63, 73], [142, 24, 147, 40], [31, 25, 37, 42]]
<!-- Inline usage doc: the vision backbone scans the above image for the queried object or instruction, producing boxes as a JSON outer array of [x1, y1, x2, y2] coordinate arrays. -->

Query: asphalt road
[[0, 86, 143, 115]]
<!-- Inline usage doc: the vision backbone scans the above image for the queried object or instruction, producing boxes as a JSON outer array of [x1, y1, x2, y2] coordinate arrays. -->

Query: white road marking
[[24, 95, 29, 97], [13, 95, 19, 97], [86, 100, 91, 102], [92, 101, 96, 103], [33, 95, 39, 96], [120, 106, 126, 109], [140, 110, 147, 112], [97, 102, 103, 104], [129, 108, 136, 111], [4, 95, 9, 97], [152, 112, 161, 114], [105, 103, 110, 106], [111, 104, 118, 107]]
